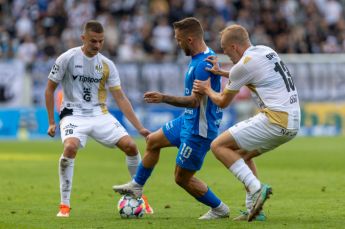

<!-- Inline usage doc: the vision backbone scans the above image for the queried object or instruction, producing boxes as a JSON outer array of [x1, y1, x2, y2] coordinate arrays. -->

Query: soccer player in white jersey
[[45, 20, 153, 217], [193, 24, 300, 222]]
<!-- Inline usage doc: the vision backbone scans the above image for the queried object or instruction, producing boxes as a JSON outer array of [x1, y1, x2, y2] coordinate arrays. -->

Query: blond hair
[[220, 24, 250, 45]]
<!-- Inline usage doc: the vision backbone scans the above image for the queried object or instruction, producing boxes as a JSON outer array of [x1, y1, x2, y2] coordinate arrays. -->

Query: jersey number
[[180, 143, 192, 159], [65, 129, 73, 136], [274, 61, 295, 92]]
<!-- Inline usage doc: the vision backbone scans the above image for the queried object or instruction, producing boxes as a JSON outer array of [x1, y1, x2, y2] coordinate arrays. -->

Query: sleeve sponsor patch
[[50, 64, 60, 75]]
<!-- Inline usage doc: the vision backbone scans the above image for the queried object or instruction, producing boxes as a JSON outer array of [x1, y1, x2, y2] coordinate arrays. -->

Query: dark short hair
[[83, 20, 104, 33], [173, 17, 203, 38]]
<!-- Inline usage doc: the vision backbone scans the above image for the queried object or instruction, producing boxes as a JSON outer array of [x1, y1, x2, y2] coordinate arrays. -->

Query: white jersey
[[48, 47, 121, 116], [225, 45, 300, 129]]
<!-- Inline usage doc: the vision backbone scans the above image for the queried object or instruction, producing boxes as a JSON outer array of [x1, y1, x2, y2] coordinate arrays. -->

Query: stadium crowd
[[1, 0, 345, 63], [0, 0, 344, 106]]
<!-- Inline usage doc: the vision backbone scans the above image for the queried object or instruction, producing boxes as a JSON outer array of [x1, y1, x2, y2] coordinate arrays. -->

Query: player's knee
[[63, 142, 78, 158], [210, 141, 220, 154], [122, 141, 138, 156], [174, 174, 188, 187], [146, 135, 160, 152]]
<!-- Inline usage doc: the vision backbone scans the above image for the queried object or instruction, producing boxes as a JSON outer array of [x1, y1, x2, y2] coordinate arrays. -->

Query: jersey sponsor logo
[[72, 75, 101, 83], [83, 87, 91, 102], [216, 107, 223, 113], [185, 88, 190, 95], [184, 108, 193, 115], [75, 65, 82, 68]]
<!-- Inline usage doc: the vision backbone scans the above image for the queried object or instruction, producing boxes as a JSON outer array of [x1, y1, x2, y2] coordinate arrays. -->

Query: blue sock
[[196, 187, 221, 208], [133, 162, 154, 186]]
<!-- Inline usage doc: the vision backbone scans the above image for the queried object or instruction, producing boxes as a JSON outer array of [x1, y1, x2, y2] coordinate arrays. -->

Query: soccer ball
[[117, 195, 145, 218]]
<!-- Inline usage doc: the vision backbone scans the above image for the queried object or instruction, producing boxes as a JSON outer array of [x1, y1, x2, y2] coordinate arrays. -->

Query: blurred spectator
[[1, 0, 345, 63], [16, 35, 38, 70], [0, 0, 345, 66]]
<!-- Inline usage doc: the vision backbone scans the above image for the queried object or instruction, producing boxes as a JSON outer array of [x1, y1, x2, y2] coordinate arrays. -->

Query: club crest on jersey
[[95, 64, 103, 74]]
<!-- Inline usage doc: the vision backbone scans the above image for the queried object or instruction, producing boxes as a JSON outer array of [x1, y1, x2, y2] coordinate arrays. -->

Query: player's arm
[[110, 87, 150, 137], [205, 56, 229, 78], [45, 79, 58, 137], [193, 79, 237, 108], [144, 91, 201, 108]]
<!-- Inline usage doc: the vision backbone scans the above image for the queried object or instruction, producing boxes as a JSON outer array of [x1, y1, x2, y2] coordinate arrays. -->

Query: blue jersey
[[182, 47, 223, 140]]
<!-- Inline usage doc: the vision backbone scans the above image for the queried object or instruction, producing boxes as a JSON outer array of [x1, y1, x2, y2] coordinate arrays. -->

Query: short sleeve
[[225, 61, 252, 91], [107, 61, 121, 88], [194, 60, 213, 81], [48, 52, 70, 83]]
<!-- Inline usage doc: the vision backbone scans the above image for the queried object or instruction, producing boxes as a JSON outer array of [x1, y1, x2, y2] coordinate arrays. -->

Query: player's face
[[81, 30, 104, 57], [221, 36, 241, 64], [174, 29, 192, 56]]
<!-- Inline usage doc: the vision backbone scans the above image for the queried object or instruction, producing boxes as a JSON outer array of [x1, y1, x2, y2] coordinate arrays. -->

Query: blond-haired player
[[45, 20, 153, 217], [193, 24, 300, 222]]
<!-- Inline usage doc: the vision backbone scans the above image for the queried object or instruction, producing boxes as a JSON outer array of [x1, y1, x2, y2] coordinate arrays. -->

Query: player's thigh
[[60, 116, 89, 148], [176, 136, 212, 171], [161, 117, 183, 147], [229, 113, 298, 153], [146, 128, 174, 150], [211, 130, 240, 151], [90, 113, 128, 148]]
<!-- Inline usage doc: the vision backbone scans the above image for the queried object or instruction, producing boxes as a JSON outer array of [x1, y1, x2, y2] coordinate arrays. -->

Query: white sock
[[126, 153, 141, 178], [59, 155, 75, 206], [214, 202, 229, 212], [229, 159, 261, 194], [245, 191, 252, 212]]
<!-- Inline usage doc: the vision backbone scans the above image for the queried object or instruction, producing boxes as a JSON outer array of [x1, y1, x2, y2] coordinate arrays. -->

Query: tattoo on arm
[[162, 94, 199, 108]]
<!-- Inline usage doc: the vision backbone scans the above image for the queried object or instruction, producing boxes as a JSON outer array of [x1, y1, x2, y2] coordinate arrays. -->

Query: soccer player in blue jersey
[[112, 17, 229, 219]]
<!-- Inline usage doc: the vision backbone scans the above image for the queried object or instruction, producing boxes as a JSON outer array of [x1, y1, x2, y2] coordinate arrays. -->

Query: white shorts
[[59, 113, 128, 148], [228, 112, 298, 153]]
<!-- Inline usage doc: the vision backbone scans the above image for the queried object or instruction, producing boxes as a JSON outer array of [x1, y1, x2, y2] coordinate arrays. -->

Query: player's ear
[[187, 36, 193, 44], [81, 34, 85, 42]]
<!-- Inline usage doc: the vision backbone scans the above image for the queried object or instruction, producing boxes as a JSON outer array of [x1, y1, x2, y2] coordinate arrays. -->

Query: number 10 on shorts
[[180, 143, 192, 159]]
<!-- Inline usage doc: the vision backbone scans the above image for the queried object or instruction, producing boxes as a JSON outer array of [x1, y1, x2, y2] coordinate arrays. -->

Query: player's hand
[[47, 123, 56, 137], [193, 78, 211, 95], [205, 56, 221, 75], [139, 128, 151, 138], [144, 91, 164, 103]]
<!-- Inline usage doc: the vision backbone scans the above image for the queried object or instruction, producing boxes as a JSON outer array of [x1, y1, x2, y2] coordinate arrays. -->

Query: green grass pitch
[[0, 137, 344, 228]]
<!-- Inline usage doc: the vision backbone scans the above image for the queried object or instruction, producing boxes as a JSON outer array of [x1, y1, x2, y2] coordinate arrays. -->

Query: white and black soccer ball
[[117, 195, 145, 218]]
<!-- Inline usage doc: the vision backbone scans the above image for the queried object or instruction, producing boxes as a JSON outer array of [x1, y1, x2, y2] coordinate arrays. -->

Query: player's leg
[[174, 166, 229, 219], [212, 113, 287, 221], [173, 135, 229, 219], [116, 134, 157, 214], [116, 135, 142, 178], [113, 117, 181, 198], [233, 154, 266, 221], [89, 114, 139, 179], [92, 113, 156, 213], [112, 128, 172, 197], [57, 116, 88, 217]]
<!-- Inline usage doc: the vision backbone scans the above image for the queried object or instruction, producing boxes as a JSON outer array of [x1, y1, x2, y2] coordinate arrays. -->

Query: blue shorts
[[162, 116, 213, 171]]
